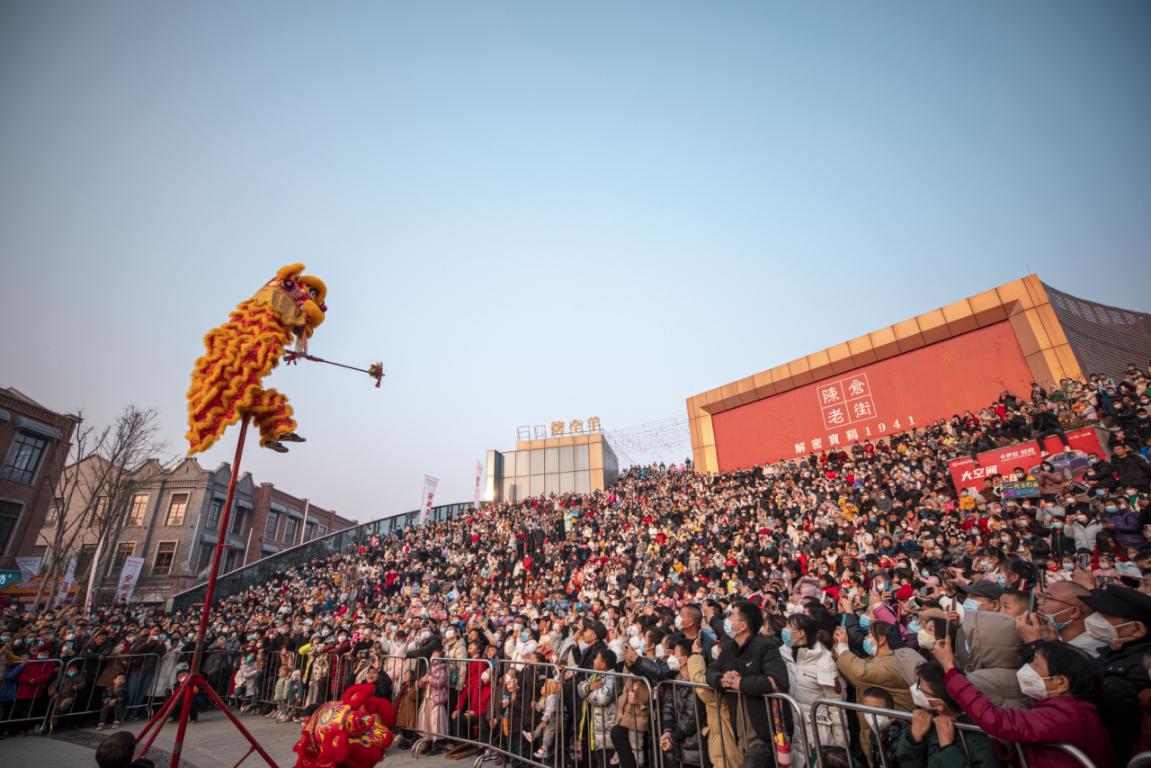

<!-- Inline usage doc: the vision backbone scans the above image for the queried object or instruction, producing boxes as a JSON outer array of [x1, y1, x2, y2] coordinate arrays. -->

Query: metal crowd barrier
[[808, 697, 1098, 768]]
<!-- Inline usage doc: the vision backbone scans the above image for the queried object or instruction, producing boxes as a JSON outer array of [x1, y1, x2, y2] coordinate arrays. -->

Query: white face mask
[[1015, 664, 1051, 700], [666, 655, 682, 672], [910, 683, 936, 711], [674, 615, 684, 631], [916, 629, 936, 650], [867, 714, 892, 733], [1085, 613, 1133, 643]]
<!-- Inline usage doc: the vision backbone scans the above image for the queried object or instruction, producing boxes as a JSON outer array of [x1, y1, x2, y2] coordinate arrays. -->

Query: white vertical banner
[[84, 536, 105, 615], [115, 556, 145, 604], [15, 555, 42, 581], [473, 461, 484, 511], [419, 475, 439, 526], [54, 555, 77, 606]]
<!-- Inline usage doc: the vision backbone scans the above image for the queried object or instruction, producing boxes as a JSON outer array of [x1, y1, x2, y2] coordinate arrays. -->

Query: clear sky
[[2, 2, 1149, 521]]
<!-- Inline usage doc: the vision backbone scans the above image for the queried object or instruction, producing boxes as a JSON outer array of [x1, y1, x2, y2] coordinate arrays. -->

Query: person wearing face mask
[[659, 639, 702, 768], [932, 637, 1114, 768], [780, 614, 847, 764], [1078, 584, 1151, 760], [833, 620, 913, 767], [1111, 442, 1151, 493], [1017, 582, 1098, 657], [860, 687, 906, 768], [623, 627, 672, 685], [45, 660, 87, 734], [706, 600, 788, 760], [896, 660, 1001, 768], [673, 604, 714, 660], [955, 581, 1002, 617]]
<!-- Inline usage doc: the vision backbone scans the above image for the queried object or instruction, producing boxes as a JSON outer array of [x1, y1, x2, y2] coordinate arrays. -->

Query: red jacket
[[455, 660, 491, 716], [16, 659, 56, 700], [945, 669, 1116, 768]]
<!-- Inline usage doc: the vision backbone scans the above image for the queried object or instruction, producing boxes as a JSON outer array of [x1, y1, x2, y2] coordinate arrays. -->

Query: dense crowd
[[4, 364, 1151, 768]]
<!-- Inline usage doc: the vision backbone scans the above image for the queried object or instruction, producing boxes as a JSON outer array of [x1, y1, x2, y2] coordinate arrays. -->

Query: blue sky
[[2, 1, 1149, 521]]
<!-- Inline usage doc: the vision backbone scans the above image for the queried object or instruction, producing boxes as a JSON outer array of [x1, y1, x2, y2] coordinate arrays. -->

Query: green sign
[[0, 570, 23, 590]]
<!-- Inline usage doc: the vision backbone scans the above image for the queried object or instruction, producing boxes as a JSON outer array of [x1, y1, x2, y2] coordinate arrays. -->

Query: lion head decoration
[[293, 684, 396, 768], [186, 263, 327, 454]]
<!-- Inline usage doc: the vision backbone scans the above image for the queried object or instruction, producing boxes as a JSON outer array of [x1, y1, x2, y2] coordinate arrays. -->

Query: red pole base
[[135, 673, 278, 768]]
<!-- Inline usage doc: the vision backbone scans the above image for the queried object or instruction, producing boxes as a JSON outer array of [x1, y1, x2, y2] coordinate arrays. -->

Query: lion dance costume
[[186, 263, 327, 454], [293, 684, 395, 768]]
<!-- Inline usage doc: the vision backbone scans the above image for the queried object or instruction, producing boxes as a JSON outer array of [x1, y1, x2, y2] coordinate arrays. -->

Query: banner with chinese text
[[115, 556, 145, 604], [711, 322, 1036, 471], [946, 427, 1104, 492], [419, 475, 439, 526]]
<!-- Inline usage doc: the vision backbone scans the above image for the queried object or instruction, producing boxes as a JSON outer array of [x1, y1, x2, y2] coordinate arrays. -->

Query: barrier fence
[[809, 697, 1097, 768], [0, 651, 1111, 768]]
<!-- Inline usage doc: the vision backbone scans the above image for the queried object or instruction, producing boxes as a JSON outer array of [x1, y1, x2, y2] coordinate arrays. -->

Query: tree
[[34, 405, 163, 609]]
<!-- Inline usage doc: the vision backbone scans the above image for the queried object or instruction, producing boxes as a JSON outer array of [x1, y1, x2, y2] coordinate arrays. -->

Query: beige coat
[[686, 653, 743, 768]]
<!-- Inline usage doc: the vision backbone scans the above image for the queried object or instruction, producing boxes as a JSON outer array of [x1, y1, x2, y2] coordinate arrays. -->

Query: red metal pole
[[165, 415, 255, 765]]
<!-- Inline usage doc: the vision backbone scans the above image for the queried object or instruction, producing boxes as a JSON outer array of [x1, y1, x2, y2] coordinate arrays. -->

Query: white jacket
[[782, 642, 848, 762]]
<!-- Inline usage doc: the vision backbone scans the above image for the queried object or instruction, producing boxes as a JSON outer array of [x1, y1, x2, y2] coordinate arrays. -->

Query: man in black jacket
[[705, 600, 788, 753], [1112, 443, 1151, 492], [1081, 585, 1151, 762], [1031, 404, 1070, 453]]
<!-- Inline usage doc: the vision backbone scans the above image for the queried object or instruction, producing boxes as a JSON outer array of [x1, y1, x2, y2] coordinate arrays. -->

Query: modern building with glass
[[484, 432, 619, 503]]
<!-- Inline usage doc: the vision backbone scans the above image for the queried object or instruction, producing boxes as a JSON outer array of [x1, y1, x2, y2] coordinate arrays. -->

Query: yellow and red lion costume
[[186, 263, 327, 454], [293, 684, 395, 768]]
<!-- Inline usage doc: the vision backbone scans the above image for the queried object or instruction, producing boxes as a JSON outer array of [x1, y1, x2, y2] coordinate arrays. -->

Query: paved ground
[[0, 710, 461, 768]]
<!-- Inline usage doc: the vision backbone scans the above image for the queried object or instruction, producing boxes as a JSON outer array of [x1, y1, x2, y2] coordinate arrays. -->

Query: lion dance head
[[293, 684, 395, 768], [186, 263, 328, 454]]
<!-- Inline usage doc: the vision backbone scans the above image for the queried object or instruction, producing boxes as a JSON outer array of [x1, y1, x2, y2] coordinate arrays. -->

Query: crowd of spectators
[[3, 364, 1151, 768]]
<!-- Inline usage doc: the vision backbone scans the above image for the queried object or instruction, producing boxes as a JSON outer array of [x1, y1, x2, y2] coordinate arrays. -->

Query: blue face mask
[[723, 618, 735, 637], [781, 628, 794, 647], [962, 598, 982, 613], [858, 615, 871, 630], [1043, 608, 1072, 631], [862, 637, 878, 657], [908, 619, 921, 634]]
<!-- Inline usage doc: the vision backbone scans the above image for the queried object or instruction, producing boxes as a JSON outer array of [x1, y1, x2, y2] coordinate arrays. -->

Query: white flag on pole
[[419, 475, 439, 525], [115, 556, 145, 604], [473, 461, 484, 511], [54, 555, 77, 606]]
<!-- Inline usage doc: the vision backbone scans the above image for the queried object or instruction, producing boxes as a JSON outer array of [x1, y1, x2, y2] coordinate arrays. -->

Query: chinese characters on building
[[518, 417, 603, 441]]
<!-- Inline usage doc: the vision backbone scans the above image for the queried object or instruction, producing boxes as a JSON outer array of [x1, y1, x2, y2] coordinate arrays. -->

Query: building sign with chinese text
[[710, 323, 1037, 472]]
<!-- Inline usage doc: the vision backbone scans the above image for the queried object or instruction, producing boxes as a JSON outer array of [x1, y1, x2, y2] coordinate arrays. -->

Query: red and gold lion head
[[293, 684, 395, 768]]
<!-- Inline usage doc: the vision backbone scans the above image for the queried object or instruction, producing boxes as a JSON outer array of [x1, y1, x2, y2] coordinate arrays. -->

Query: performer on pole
[[185, 263, 328, 454]]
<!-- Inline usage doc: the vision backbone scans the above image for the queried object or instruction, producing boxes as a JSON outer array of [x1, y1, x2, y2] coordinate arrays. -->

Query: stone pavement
[[0, 709, 461, 768]]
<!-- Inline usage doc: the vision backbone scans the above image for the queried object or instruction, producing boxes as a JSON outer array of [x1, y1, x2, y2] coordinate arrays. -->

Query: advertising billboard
[[946, 427, 1105, 492], [711, 322, 1036, 471]]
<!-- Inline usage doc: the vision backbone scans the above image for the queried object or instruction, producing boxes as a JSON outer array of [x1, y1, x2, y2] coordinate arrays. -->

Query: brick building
[[36, 455, 354, 604], [0, 387, 78, 570]]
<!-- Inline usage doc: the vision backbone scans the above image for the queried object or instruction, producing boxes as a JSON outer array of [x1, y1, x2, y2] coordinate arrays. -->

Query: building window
[[317, 525, 327, 537], [75, 542, 97, 576], [2, 431, 48, 484], [230, 507, 247, 536], [304, 521, 316, 542], [165, 493, 188, 526], [196, 543, 215, 573], [113, 542, 135, 570], [264, 510, 280, 540], [284, 516, 299, 544], [0, 501, 22, 556], [45, 498, 64, 528], [206, 498, 223, 527], [223, 548, 241, 572], [128, 494, 149, 526], [153, 541, 177, 575]]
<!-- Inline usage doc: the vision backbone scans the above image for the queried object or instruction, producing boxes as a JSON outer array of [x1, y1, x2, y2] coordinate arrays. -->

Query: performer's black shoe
[[280, 432, 306, 443], [265, 441, 289, 453]]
